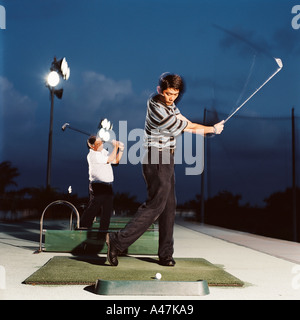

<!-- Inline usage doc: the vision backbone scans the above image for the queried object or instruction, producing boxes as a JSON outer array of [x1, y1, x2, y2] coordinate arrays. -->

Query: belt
[[91, 181, 113, 186], [148, 147, 175, 155]]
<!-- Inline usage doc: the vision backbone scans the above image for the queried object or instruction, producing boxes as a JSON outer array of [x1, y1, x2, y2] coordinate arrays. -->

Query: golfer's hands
[[112, 140, 125, 151], [118, 141, 125, 151], [213, 120, 225, 135]]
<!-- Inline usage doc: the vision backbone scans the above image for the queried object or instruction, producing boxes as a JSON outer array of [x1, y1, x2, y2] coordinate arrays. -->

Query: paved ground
[[0, 218, 300, 300]]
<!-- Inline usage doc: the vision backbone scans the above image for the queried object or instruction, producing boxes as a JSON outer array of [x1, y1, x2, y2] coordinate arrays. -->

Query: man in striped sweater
[[106, 73, 224, 266]]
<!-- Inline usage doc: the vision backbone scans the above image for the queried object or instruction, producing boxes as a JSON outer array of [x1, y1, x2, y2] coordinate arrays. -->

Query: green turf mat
[[44, 230, 158, 254], [23, 256, 244, 287], [43, 217, 158, 255]]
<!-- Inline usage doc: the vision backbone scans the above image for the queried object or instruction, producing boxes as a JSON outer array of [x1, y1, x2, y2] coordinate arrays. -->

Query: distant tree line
[[1, 161, 299, 242], [0, 161, 140, 220], [179, 189, 300, 242]]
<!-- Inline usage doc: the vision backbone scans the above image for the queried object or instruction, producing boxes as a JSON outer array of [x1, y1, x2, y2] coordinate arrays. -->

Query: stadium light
[[46, 57, 70, 189], [47, 71, 60, 88]]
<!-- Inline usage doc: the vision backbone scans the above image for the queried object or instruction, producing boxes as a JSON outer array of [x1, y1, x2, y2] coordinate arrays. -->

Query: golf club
[[62, 119, 113, 142], [224, 57, 283, 123], [61, 123, 91, 136]]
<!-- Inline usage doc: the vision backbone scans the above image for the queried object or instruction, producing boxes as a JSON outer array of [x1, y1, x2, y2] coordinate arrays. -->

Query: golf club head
[[275, 58, 283, 69], [62, 123, 70, 131]]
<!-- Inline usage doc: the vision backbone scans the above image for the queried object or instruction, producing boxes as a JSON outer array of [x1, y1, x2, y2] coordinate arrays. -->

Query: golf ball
[[155, 273, 162, 280]]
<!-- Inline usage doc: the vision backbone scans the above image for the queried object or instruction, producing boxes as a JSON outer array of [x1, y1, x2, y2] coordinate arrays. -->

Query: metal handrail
[[37, 200, 80, 253]]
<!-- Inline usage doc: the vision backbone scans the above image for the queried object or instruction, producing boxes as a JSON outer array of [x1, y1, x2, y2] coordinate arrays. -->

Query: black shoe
[[159, 257, 176, 267], [106, 233, 119, 267]]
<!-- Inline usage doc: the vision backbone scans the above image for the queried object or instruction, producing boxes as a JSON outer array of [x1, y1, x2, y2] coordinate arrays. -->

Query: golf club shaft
[[68, 126, 91, 136], [62, 124, 91, 136], [224, 65, 282, 123]]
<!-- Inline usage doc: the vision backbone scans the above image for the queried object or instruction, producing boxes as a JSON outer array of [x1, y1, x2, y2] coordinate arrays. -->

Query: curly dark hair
[[158, 73, 185, 102], [159, 73, 185, 94]]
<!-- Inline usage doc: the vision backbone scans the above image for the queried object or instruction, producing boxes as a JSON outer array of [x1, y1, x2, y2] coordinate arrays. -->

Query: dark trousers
[[80, 182, 113, 231], [111, 149, 176, 260]]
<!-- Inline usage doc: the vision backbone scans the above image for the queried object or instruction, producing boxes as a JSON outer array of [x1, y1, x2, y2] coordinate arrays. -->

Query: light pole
[[46, 57, 70, 189], [292, 107, 297, 242]]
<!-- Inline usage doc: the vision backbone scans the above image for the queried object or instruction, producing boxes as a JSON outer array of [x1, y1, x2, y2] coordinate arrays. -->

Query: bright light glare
[[97, 127, 111, 142], [47, 71, 60, 87], [103, 131, 110, 142], [61, 58, 68, 74], [65, 68, 70, 80], [61, 58, 71, 80], [101, 118, 112, 130]]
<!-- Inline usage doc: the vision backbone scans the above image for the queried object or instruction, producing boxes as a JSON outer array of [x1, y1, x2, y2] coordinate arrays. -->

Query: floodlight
[[65, 67, 70, 80], [61, 58, 68, 74], [103, 131, 110, 142], [61, 58, 71, 80], [100, 118, 113, 131], [98, 128, 106, 140], [97, 118, 113, 142], [51, 57, 71, 80], [46, 56, 70, 189], [47, 71, 60, 87]]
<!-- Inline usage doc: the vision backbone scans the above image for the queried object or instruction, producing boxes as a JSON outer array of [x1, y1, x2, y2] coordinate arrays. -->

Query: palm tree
[[0, 161, 20, 194]]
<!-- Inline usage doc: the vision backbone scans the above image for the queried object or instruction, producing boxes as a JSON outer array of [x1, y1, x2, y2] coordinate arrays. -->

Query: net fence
[[197, 108, 300, 242]]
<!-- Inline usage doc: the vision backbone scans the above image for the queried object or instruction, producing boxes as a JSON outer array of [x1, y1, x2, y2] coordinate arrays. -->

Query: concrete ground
[[0, 218, 300, 300]]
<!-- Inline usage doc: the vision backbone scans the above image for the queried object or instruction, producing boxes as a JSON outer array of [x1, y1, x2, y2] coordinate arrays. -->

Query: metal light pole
[[292, 107, 297, 242], [45, 57, 70, 189], [46, 88, 55, 189]]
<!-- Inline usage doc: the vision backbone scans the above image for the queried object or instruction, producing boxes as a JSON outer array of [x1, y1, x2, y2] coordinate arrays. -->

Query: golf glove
[[213, 120, 225, 134]]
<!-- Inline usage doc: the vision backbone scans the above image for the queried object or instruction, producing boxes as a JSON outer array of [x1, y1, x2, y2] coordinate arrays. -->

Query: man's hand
[[111, 139, 118, 146], [213, 120, 225, 135], [118, 141, 125, 151], [111, 140, 124, 151]]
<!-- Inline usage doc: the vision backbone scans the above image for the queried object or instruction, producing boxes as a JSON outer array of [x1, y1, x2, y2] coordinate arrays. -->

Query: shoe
[[159, 257, 176, 267], [106, 233, 119, 266]]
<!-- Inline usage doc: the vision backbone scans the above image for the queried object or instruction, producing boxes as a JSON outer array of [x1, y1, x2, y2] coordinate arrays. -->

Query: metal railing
[[37, 200, 80, 253]]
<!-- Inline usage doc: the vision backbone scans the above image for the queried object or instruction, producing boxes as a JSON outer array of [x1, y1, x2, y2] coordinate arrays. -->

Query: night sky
[[0, 0, 300, 206]]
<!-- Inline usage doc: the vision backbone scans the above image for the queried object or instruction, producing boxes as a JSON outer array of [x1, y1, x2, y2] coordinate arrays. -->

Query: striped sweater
[[143, 95, 188, 150]]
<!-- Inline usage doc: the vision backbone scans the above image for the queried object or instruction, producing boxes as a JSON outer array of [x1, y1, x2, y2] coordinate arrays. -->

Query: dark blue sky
[[0, 0, 300, 206]]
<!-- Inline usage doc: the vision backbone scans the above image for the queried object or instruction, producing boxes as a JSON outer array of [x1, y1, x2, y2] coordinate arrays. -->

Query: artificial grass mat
[[23, 256, 244, 287]]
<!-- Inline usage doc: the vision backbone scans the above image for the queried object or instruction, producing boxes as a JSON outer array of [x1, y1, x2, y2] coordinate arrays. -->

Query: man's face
[[159, 87, 180, 106], [93, 138, 103, 151]]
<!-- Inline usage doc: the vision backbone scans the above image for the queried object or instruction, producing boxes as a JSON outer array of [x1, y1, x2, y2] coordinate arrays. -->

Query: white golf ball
[[155, 273, 162, 280]]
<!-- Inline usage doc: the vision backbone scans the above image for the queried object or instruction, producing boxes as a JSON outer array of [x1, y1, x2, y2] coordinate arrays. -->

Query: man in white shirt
[[80, 135, 124, 232]]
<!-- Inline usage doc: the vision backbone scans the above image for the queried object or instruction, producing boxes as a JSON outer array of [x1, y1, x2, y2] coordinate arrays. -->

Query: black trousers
[[80, 182, 113, 231], [111, 149, 176, 260]]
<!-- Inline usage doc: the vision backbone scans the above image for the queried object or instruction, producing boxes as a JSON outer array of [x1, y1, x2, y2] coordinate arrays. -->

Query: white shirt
[[87, 149, 114, 183]]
